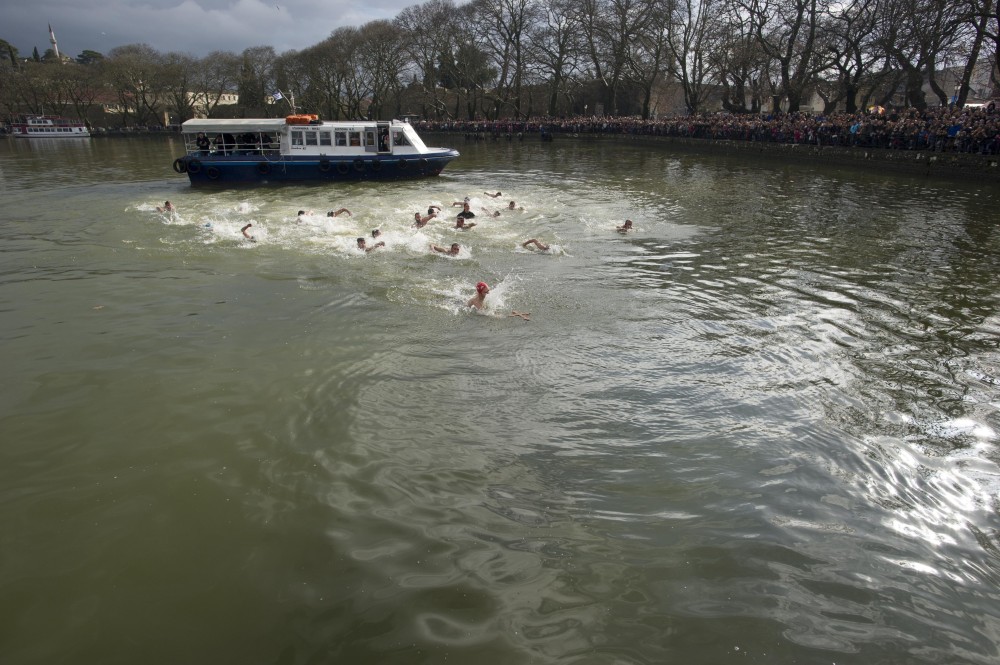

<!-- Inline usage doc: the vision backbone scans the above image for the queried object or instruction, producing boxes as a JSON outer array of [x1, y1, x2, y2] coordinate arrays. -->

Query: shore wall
[[443, 131, 1000, 184]]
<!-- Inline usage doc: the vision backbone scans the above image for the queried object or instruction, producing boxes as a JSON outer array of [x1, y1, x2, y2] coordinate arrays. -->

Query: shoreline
[[440, 130, 1000, 184], [69, 128, 1000, 184]]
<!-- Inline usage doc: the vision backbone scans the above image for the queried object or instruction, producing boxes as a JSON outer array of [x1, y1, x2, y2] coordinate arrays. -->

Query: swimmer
[[427, 205, 442, 216], [507, 201, 522, 210], [296, 210, 314, 224], [414, 210, 437, 228], [156, 200, 175, 213], [467, 281, 490, 309], [327, 208, 351, 217], [617, 219, 634, 233], [485, 191, 502, 198], [241, 223, 256, 242], [455, 217, 477, 230], [371, 229, 382, 239], [452, 196, 471, 207], [481, 207, 501, 217], [522, 238, 549, 251], [509, 311, 531, 321], [430, 242, 461, 256], [457, 202, 476, 219], [357, 237, 385, 253]]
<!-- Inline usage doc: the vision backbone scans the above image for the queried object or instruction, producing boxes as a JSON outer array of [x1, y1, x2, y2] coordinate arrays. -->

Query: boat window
[[349, 131, 362, 146], [365, 130, 376, 146], [291, 130, 304, 146], [392, 130, 409, 146], [335, 131, 347, 146], [305, 131, 318, 146], [319, 131, 332, 146]]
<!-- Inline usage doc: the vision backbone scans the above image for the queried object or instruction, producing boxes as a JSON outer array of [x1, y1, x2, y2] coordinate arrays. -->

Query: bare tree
[[661, 0, 724, 114], [741, 0, 832, 112], [575, 0, 657, 115], [709, 1, 770, 112], [105, 44, 169, 126], [238, 46, 277, 116], [357, 20, 408, 119], [526, 0, 587, 115], [188, 51, 241, 118], [395, 0, 459, 119], [469, 0, 540, 119]]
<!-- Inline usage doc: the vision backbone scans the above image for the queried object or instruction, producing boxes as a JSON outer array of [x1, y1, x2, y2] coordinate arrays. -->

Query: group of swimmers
[[154, 192, 635, 318]]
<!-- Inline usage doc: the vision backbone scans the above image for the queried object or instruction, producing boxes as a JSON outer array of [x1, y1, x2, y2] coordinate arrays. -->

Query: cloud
[[4, 0, 418, 59]]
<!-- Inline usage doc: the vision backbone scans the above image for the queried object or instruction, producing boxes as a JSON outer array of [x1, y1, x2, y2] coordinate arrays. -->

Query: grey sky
[[3, 0, 423, 60]]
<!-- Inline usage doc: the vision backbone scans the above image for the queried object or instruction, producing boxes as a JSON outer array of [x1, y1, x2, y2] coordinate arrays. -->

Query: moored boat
[[10, 115, 91, 138], [172, 116, 459, 185]]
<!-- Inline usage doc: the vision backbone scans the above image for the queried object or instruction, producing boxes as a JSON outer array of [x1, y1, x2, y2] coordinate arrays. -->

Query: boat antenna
[[272, 89, 296, 114]]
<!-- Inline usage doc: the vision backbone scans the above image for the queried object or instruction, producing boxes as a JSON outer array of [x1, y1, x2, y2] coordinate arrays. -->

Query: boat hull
[[174, 152, 459, 186]]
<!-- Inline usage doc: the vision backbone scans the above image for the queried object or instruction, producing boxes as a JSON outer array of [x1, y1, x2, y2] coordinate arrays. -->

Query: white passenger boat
[[172, 115, 459, 185], [10, 115, 90, 138]]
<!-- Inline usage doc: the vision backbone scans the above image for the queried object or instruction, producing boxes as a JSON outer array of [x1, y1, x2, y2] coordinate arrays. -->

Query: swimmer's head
[[451, 243, 460, 253], [371, 229, 381, 238], [356, 237, 365, 247], [476, 281, 489, 294], [298, 210, 306, 216]]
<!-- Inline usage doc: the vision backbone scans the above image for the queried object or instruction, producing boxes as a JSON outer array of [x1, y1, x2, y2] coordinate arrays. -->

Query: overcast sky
[[4, 0, 425, 60]]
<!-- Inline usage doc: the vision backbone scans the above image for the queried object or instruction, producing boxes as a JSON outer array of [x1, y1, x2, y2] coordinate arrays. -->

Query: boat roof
[[182, 118, 288, 133], [181, 118, 413, 133]]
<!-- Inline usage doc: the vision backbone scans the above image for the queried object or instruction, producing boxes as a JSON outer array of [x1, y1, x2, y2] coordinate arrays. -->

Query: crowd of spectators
[[417, 103, 1000, 155]]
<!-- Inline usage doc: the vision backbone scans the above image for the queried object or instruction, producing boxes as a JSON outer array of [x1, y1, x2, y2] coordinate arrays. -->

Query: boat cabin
[[180, 118, 431, 158]]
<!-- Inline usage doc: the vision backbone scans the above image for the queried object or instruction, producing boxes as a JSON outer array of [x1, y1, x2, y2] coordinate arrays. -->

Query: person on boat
[[327, 208, 351, 217], [617, 219, 634, 233], [467, 281, 490, 309], [485, 191, 502, 198], [241, 223, 256, 242], [157, 200, 175, 213], [357, 237, 385, 253], [196, 132, 211, 155], [430, 242, 461, 256], [522, 238, 549, 251], [413, 210, 437, 228], [455, 217, 477, 230]]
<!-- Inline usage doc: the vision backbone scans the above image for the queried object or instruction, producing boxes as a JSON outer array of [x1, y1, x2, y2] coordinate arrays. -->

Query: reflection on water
[[1, 136, 999, 664]]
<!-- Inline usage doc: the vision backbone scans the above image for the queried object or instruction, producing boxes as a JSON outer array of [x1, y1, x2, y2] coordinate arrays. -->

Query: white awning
[[182, 118, 288, 133]]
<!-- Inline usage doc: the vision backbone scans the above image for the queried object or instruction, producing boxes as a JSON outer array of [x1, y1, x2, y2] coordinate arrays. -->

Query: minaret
[[49, 23, 60, 61]]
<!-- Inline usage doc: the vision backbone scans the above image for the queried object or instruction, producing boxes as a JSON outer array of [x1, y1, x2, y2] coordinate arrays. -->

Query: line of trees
[[2, 0, 998, 126]]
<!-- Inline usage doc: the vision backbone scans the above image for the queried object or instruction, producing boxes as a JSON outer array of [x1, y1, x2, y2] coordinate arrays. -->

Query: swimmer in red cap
[[467, 281, 490, 309]]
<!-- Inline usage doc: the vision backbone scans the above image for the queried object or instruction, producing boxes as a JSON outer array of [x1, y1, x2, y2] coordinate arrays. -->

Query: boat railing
[[184, 132, 282, 158]]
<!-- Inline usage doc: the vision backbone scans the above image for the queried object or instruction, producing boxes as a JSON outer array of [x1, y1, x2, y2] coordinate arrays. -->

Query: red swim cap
[[476, 281, 489, 294]]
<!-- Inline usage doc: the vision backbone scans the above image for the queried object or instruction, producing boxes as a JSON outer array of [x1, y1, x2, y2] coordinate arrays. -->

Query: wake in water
[[136, 182, 631, 317]]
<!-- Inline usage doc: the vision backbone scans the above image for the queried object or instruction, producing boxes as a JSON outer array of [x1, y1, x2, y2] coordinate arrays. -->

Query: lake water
[[2, 134, 1000, 664]]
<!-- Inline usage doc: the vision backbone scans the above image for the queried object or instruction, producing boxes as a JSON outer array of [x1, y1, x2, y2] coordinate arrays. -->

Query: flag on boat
[[272, 91, 283, 101]]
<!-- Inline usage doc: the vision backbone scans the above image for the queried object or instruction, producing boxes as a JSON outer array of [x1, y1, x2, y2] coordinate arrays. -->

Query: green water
[[2, 135, 1000, 664]]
